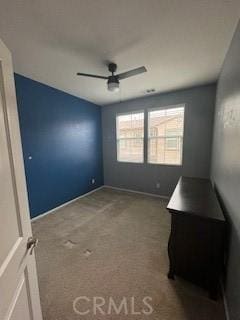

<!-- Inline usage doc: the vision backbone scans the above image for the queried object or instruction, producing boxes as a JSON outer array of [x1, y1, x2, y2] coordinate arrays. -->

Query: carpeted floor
[[32, 187, 226, 320]]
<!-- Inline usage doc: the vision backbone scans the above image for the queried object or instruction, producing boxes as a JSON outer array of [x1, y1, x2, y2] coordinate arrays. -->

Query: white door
[[0, 39, 42, 320]]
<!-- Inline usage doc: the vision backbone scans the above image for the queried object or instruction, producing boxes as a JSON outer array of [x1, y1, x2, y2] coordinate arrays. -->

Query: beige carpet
[[32, 187, 226, 320]]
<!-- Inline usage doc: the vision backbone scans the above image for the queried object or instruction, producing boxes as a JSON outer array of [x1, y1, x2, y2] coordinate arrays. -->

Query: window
[[165, 137, 178, 150], [150, 127, 157, 137], [148, 106, 184, 165], [116, 111, 144, 163]]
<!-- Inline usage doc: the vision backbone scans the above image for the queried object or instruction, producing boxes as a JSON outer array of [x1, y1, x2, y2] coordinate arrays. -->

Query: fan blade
[[117, 66, 147, 80], [77, 72, 108, 80]]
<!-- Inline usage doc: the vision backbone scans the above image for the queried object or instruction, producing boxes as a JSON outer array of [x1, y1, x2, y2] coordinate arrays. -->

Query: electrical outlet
[[156, 182, 160, 189], [91, 178, 95, 184]]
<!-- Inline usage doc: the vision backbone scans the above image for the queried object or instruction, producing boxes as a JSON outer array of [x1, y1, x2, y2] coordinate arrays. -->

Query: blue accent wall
[[15, 74, 103, 218]]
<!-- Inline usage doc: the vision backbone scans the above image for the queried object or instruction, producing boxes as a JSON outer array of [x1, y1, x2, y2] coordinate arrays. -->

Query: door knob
[[27, 237, 38, 255]]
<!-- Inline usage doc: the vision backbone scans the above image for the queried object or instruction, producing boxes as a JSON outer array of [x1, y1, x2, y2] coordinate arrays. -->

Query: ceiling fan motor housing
[[108, 75, 119, 84], [107, 75, 119, 92]]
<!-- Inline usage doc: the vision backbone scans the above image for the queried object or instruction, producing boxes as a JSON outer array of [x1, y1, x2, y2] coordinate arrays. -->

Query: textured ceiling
[[0, 0, 239, 105]]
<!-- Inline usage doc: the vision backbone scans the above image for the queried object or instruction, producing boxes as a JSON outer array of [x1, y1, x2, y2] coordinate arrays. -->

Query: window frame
[[147, 104, 185, 166], [116, 110, 145, 164]]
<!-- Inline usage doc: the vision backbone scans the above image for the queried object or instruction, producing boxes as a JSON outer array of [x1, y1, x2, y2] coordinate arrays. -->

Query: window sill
[[148, 162, 182, 166], [117, 160, 144, 164], [116, 160, 182, 166]]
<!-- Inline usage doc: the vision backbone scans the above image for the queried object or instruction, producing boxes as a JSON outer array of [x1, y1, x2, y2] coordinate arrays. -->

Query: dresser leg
[[168, 270, 175, 280], [167, 217, 176, 280]]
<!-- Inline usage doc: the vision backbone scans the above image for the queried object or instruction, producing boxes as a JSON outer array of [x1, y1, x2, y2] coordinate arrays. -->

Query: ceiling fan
[[77, 63, 147, 92]]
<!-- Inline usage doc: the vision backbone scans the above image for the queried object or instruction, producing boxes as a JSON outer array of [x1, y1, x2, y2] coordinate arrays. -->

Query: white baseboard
[[104, 185, 170, 200], [31, 186, 104, 222], [221, 281, 230, 320]]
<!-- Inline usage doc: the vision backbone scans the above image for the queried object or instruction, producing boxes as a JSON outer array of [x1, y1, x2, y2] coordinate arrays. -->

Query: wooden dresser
[[167, 176, 226, 298]]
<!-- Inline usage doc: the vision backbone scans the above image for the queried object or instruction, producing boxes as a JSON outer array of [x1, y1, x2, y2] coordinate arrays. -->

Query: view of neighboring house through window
[[116, 111, 144, 162], [148, 106, 185, 165]]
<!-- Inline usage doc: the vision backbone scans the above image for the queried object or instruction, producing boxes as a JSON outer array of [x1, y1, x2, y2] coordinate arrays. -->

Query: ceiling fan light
[[107, 81, 119, 92]]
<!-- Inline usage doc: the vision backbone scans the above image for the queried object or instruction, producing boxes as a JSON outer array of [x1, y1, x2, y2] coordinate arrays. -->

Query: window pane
[[116, 112, 144, 162], [148, 106, 184, 165], [117, 138, 143, 162]]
